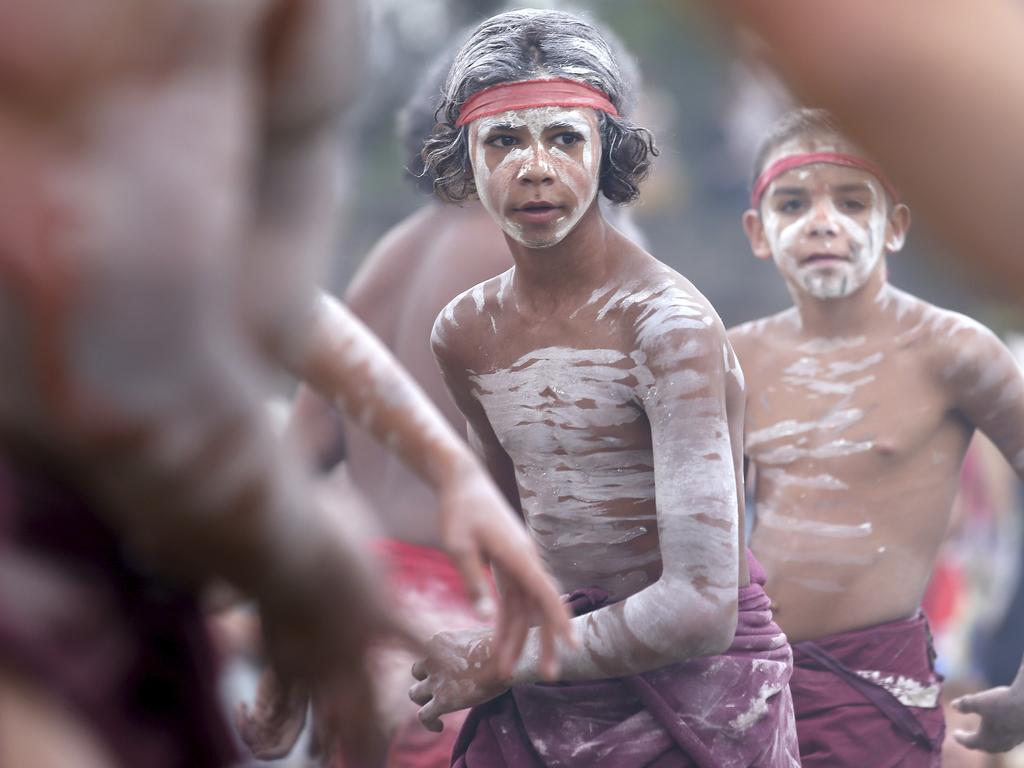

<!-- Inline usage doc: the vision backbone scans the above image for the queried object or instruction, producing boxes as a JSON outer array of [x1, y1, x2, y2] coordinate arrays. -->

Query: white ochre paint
[[469, 106, 600, 248]]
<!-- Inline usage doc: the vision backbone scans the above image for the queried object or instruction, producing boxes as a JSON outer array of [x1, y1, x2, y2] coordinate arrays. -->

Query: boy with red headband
[[409, 10, 799, 767], [731, 107, 1024, 766]]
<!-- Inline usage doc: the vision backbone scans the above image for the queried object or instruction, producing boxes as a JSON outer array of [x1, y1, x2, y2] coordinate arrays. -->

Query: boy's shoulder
[[878, 287, 1001, 357], [727, 308, 800, 355], [593, 255, 724, 338], [430, 268, 515, 363]]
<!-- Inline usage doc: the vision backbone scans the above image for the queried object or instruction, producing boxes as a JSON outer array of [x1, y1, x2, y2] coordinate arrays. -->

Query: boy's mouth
[[513, 201, 564, 224], [801, 253, 850, 266]]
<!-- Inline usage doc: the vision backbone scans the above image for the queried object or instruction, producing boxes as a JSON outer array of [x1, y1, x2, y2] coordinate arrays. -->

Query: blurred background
[[321, 1, 1024, 765]]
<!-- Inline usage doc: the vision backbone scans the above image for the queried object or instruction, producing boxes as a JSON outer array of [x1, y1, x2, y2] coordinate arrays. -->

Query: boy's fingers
[[953, 728, 982, 750], [411, 659, 428, 680], [417, 702, 444, 732], [409, 680, 433, 706], [496, 603, 530, 678], [451, 545, 494, 620], [537, 622, 559, 681], [491, 543, 573, 646]]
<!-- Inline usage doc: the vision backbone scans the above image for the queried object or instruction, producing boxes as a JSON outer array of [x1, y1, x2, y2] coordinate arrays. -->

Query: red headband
[[751, 151, 899, 209], [455, 78, 619, 128]]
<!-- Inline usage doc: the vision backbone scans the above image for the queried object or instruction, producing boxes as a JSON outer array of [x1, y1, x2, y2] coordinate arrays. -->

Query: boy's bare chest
[[744, 345, 950, 469], [469, 345, 652, 459]]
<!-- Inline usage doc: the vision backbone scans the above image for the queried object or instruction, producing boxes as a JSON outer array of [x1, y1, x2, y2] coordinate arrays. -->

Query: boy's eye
[[486, 135, 519, 148], [839, 199, 867, 212], [553, 132, 584, 147], [777, 198, 805, 214]]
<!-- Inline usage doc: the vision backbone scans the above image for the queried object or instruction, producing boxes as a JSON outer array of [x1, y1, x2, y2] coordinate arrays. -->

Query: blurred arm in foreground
[[700, 0, 1024, 304]]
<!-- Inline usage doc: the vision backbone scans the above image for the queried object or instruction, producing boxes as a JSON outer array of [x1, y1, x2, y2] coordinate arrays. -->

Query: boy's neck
[[788, 261, 892, 338], [505, 202, 613, 314]]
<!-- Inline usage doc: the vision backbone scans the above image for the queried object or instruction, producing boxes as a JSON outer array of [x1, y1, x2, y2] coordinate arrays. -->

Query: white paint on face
[[469, 106, 601, 248], [762, 189, 886, 299], [759, 141, 893, 301]]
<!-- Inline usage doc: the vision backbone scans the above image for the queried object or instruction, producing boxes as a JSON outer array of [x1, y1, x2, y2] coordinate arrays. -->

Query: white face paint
[[759, 139, 899, 300], [468, 105, 601, 248]]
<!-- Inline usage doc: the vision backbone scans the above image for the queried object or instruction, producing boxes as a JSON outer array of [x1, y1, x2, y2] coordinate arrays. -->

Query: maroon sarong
[[451, 551, 799, 767], [790, 614, 944, 767], [0, 451, 237, 768]]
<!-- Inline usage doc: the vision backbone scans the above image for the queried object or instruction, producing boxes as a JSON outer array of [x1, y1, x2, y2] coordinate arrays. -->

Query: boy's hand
[[249, 488, 420, 764], [953, 685, 1024, 752], [436, 470, 573, 679], [409, 629, 509, 732], [237, 670, 308, 760]]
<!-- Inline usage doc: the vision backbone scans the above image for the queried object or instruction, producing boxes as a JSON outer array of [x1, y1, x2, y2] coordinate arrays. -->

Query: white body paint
[[757, 138, 906, 301], [471, 346, 659, 594], [469, 105, 601, 248], [761, 186, 887, 300]]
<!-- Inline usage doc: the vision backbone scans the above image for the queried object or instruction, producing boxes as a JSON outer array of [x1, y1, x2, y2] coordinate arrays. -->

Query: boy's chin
[[799, 274, 859, 300]]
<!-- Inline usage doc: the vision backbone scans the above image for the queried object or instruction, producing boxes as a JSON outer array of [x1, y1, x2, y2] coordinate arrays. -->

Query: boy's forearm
[[294, 294, 479, 494], [509, 581, 736, 685]]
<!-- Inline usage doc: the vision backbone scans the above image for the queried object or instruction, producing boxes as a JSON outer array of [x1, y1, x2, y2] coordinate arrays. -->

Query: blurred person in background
[[730, 107, 1024, 767], [0, 1, 571, 766], [699, 0, 1024, 754]]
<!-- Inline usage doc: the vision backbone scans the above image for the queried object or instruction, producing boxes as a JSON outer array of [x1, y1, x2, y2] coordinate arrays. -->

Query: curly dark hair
[[422, 9, 657, 205]]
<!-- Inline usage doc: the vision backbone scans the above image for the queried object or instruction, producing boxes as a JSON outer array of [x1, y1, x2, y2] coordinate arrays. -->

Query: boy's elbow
[[681, 596, 738, 657]]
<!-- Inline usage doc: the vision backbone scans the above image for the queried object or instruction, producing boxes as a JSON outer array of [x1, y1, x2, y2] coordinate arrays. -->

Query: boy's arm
[[727, 324, 759, 524], [952, 668, 1024, 753], [943, 322, 1024, 752], [414, 313, 740, 730], [292, 293, 570, 652], [942, 320, 1024, 481], [525, 318, 740, 680]]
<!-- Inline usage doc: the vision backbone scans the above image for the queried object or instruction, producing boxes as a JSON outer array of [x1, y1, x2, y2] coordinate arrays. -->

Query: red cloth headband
[[455, 78, 619, 128], [751, 151, 899, 209]]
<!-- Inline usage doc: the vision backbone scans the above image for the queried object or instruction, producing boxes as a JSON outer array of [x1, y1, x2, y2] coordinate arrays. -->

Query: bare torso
[[732, 285, 1024, 641], [436, 239, 749, 603]]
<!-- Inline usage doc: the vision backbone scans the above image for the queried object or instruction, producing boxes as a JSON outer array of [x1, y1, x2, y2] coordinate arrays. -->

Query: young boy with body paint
[[730, 107, 1024, 767], [409, 10, 800, 767]]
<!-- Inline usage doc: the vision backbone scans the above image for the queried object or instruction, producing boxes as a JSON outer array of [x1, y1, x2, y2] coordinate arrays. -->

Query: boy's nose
[[516, 147, 555, 185], [805, 201, 838, 237]]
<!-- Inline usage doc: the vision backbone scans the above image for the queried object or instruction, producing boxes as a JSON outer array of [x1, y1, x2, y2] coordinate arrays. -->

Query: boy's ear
[[885, 203, 911, 253], [742, 209, 773, 260]]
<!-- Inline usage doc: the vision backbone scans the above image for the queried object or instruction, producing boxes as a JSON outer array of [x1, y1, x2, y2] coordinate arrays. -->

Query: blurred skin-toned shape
[[0, 1, 569, 765], [701, 0, 1024, 303]]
